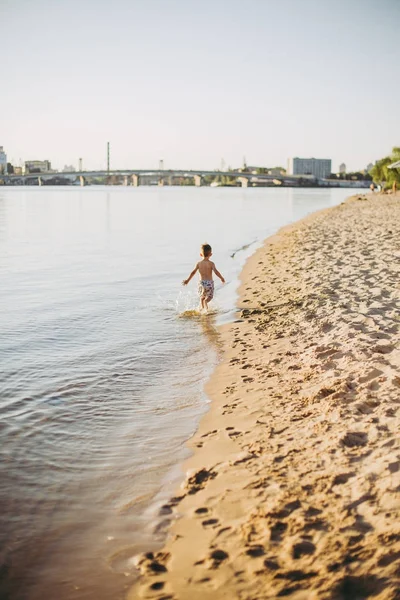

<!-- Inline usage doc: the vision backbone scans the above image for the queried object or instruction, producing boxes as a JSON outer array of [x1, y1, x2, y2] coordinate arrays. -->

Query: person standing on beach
[[182, 243, 225, 312]]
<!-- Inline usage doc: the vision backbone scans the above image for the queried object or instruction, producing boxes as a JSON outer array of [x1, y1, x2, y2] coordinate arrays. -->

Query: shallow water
[[0, 185, 363, 599]]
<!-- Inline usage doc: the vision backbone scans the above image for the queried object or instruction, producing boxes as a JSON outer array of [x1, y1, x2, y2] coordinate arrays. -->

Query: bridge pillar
[[131, 174, 139, 187], [123, 175, 129, 186], [79, 175, 86, 187], [38, 176, 43, 186], [158, 178, 164, 187], [194, 174, 202, 187], [238, 177, 249, 188]]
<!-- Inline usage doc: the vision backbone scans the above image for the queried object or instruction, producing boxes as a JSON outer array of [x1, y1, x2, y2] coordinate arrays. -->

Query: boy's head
[[200, 243, 212, 258]]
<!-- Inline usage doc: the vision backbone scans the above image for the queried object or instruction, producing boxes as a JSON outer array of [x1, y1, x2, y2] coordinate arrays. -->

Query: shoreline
[[129, 192, 400, 599]]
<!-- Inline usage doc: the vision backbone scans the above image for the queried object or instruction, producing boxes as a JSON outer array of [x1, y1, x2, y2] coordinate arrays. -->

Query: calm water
[[0, 186, 362, 599]]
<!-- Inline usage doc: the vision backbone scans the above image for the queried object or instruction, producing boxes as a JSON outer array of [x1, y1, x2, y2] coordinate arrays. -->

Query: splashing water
[[175, 288, 199, 314]]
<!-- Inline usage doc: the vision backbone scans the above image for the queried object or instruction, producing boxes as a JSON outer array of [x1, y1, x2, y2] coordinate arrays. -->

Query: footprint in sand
[[270, 521, 288, 542], [159, 495, 185, 515], [292, 540, 316, 559], [332, 574, 386, 599], [202, 518, 219, 527], [149, 581, 166, 591], [372, 342, 394, 354], [275, 569, 318, 582], [269, 499, 302, 519], [341, 431, 368, 448], [245, 545, 265, 557], [315, 346, 339, 360], [354, 400, 379, 415], [377, 551, 400, 566], [222, 402, 238, 415], [208, 549, 229, 569], [139, 552, 170, 576], [332, 472, 356, 486], [264, 558, 280, 571], [228, 430, 242, 438], [201, 429, 218, 438], [185, 468, 217, 495]]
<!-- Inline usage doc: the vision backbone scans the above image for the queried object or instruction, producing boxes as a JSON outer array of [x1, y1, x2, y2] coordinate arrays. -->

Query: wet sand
[[129, 193, 400, 600]]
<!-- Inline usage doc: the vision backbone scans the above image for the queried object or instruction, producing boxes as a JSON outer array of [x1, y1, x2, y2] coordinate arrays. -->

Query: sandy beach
[[129, 193, 400, 600]]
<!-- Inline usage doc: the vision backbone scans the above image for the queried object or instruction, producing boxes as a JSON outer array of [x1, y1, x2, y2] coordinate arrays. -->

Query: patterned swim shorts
[[198, 280, 214, 302]]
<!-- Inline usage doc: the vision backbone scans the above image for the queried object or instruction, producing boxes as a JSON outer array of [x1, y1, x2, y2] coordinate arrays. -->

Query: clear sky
[[1, 0, 399, 172]]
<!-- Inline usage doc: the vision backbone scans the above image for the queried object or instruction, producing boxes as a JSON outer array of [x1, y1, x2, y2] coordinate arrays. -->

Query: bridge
[[1, 169, 317, 188]]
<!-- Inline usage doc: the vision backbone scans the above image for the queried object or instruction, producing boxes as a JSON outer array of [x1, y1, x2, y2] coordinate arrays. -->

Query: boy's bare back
[[197, 258, 216, 281], [182, 244, 225, 291]]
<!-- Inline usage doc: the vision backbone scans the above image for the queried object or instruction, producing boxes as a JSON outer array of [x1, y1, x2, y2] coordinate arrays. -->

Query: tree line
[[370, 147, 400, 190]]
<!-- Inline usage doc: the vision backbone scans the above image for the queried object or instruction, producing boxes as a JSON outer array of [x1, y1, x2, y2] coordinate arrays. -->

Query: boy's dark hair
[[201, 243, 212, 257]]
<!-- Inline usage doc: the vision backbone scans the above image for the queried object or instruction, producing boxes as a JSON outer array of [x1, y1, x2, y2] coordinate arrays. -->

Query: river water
[[0, 185, 363, 599]]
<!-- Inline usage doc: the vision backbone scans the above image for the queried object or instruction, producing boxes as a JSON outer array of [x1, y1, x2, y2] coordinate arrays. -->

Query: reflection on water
[[0, 186, 362, 600], [179, 310, 223, 355]]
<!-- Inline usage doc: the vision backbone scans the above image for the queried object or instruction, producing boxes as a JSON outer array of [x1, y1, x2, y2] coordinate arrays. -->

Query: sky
[[1, 0, 399, 172]]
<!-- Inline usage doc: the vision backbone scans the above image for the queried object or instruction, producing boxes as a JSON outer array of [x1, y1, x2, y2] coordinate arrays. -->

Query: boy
[[182, 243, 225, 311]]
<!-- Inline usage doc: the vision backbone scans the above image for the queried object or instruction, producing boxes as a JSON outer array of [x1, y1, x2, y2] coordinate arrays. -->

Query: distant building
[[269, 167, 286, 176], [287, 157, 332, 179], [24, 160, 52, 174], [0, 146, 7, 174], [339, 163, 346, 174], [63, 165, 75, 172], [13, 166, 23, 175]]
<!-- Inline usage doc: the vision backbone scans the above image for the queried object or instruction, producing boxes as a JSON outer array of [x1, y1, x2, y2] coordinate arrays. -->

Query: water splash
[[174, 289, 198, 314]]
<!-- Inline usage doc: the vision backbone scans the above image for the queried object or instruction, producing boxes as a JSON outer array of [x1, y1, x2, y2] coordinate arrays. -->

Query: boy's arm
[[182, 264, 199, 285], [212, 263, 225, 283]]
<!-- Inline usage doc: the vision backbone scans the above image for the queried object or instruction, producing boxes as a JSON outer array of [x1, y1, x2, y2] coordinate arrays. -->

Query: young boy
[[182, 243, 225, 311]]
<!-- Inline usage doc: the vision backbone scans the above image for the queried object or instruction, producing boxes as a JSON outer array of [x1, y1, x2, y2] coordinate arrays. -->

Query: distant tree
[[371, 157, 391, 188], [345, 171, 372, 181], [370, 147, 400, 189], [7, 163, 14, 174]]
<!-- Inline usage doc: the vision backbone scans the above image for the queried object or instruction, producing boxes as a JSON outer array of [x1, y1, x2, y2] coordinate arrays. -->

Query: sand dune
[[129, 193, 400, 600]]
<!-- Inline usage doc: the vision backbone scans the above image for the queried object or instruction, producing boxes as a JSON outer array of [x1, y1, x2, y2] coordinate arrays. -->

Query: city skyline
[[2, 0, 399, 172], [0, 145, 374, 176]]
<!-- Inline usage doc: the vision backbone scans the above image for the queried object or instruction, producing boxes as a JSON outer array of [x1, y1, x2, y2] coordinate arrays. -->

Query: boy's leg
[[198, 283, 203, 311]]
